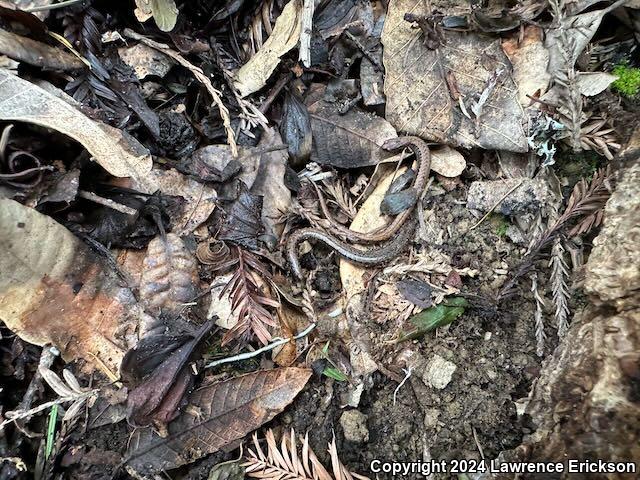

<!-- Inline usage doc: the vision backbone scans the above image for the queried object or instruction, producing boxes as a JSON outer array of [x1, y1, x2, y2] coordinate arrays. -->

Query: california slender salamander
[[287, 216, 416, 279], [315, 136, 431, 243]]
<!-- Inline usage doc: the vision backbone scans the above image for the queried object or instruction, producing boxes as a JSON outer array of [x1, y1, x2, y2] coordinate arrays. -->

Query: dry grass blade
[[122, 29, 237, 156], [550, 240, 570, 336], [243, 429, 369, 480], [241, 0, 278, 60], [222, 247, 280, 346]]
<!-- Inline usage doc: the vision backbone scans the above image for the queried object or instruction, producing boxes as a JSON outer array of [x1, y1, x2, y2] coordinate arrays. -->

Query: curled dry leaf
[[122, 320, 215, 431], [196, 240, 232, 267], [250, 128, 292, 241], [234, 0, 303, 97], [0, 69, 155, 192], [280, 92, 313, 167], [219, 183, 264, 250], [0, 28, 85, 71], [0, 199, 142, 377], [124, 367, 312, 475], [140, 233, 200, 316], [308, 96, 398, 169]]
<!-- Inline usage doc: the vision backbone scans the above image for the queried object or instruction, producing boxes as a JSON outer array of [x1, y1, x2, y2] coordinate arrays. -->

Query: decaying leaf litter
[[0, 0, 638, 478]]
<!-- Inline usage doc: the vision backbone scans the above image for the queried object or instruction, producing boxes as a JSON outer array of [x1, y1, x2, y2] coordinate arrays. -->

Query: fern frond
[[243, 429, 370, 480], [498, 166, 614, 302], [222, 247, 280, 346]]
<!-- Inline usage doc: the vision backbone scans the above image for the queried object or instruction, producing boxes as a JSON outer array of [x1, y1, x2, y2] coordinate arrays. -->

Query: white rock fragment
[[118, 43, 174, 79], [207, 273, 237, 330], [422, 355, 457, 390], [340, 410, 369, 443]]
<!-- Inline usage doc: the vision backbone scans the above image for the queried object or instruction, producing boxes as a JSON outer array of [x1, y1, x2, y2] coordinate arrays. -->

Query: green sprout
[[45, 404, 59, 459], [320, 341, 348, 382], [612, 63, 640, 98]]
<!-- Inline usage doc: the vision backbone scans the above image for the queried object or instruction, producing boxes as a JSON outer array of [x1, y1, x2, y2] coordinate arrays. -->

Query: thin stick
[[78, 190, 138, 216], [123, 29, 238, 157], [467, 179, 524, 232], [299, 0, 315, 67], [0, 390, 98, 430], [205, 323, 316, 369]]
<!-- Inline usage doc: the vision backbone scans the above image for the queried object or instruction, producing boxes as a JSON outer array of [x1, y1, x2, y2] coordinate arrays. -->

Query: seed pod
[[280, 92, 312, 168], [140, 233, 199, 315]]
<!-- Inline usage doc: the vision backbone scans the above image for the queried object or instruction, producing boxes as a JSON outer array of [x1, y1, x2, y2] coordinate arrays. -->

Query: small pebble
[[422, 355, 457, 389], [340, 410, 369, 443]]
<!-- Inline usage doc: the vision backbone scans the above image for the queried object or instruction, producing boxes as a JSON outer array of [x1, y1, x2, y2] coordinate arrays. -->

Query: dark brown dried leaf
[[307, 97, 397, 169], [122, 320, 215, 430], [219, 182, 264, 250], [280, 92, 312, 167], [124, 368, 312, 475]]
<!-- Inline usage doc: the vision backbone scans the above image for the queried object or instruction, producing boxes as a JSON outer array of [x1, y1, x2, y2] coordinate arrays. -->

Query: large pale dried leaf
[[0, 199, 141, 376], [0, 69, 154, 191], [308, 102, 397, 168], [382, 0, 527, 152], [125, 368, 312, 475], [545, 9, 605, 74], [502, 26, 550, 107], [139, 233, 199, 316], [134, 167, 217, 235], [234, 0, 302, 97]]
